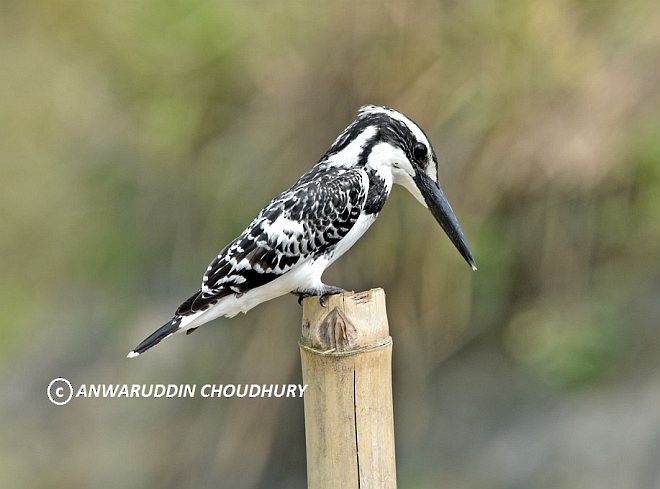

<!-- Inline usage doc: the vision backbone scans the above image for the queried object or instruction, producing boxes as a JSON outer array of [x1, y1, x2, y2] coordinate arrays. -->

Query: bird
[[127, 105, 476, 358]]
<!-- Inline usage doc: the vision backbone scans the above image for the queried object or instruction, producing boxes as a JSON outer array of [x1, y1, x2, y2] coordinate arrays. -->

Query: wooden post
[[299, 288, 396, 489]]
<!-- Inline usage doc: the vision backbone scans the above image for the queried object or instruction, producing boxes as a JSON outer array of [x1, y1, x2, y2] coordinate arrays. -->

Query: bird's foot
[[292, 286, 345, 307], [319, 286, 345, 307]]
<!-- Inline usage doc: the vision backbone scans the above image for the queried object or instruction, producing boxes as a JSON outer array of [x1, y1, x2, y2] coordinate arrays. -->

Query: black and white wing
[[175, 167, 367, 316]]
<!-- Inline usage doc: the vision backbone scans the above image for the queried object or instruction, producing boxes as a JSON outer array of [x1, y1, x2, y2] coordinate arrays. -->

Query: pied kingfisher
[[128, 105, 476, 357]]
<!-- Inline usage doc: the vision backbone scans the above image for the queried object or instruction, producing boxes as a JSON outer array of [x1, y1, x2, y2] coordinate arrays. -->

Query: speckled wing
[[176, 168, 366, 316]]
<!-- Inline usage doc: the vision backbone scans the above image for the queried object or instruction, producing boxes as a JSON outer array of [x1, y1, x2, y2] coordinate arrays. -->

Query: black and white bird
[[128, 105, 476, 357]]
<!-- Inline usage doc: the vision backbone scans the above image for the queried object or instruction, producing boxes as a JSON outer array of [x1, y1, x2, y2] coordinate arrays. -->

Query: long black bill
[[414, 171, 477, 270]]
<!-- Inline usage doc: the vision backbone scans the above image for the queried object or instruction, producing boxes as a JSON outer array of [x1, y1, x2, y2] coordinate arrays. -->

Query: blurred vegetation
[[1, 0, 660, 488]]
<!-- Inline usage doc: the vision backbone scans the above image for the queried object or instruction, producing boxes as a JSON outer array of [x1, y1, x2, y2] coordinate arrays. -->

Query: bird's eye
[[413, 142, 427, 160]]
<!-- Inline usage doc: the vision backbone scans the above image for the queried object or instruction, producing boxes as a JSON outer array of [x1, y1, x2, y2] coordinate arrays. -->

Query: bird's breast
[[324, 212, 378, 268]]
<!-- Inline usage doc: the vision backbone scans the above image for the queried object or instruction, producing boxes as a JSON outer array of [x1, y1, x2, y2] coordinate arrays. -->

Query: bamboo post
[[299, 288, 396, 489]]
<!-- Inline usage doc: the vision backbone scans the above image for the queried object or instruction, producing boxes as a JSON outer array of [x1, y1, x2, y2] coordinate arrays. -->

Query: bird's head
[[325, 105, 477, 270]]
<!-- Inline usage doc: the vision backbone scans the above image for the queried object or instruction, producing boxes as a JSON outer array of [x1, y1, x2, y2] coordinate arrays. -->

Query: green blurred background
[[2, 0, 660, 487]]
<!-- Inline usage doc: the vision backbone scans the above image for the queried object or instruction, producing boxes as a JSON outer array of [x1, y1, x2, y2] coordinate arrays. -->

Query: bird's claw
[[292, 291, 313, 306]]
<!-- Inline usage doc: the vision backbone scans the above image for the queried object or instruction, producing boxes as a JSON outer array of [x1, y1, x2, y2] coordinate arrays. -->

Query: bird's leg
[[318, 285, 345, 307], [291, 285, 345, 307]]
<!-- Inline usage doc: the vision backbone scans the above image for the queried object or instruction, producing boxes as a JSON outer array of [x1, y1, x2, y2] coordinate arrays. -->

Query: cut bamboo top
[[300, 288, 391, 355]]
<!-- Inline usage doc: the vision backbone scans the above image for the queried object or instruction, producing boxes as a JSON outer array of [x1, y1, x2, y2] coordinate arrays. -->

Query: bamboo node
[[299, 336, 392, 357]]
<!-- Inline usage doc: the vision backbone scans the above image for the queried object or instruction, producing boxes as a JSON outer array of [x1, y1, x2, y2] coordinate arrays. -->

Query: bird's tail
[[127, 316, 182, 358]]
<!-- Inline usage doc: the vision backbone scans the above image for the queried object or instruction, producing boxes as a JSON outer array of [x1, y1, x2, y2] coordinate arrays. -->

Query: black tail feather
[[128, 317, 181, 357]]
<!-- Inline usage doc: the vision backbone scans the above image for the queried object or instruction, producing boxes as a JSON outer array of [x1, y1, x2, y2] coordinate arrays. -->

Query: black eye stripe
[[326, 112, 434, 170], [413, 142, 427, 159]]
